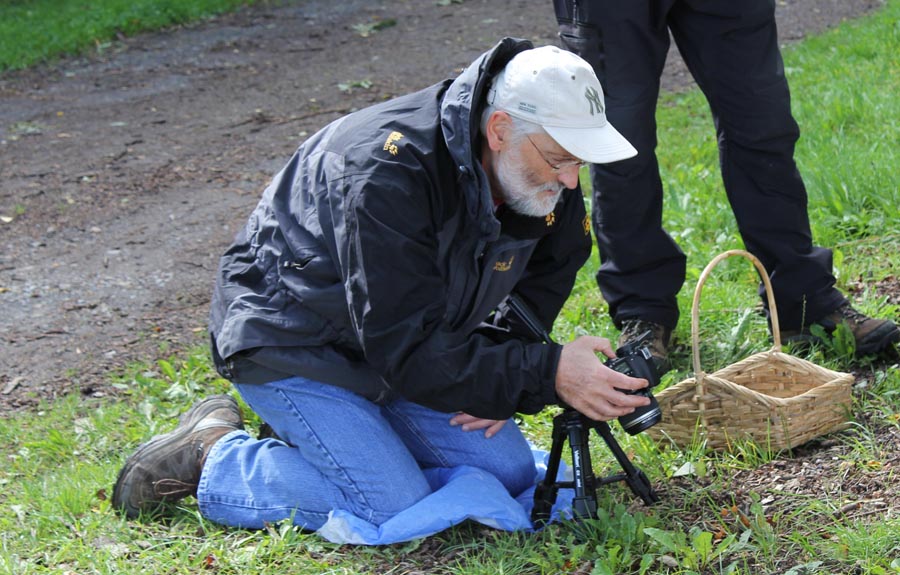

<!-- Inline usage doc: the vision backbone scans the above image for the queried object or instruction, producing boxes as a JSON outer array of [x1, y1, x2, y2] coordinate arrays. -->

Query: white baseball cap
[[487, 46, 637, 164]]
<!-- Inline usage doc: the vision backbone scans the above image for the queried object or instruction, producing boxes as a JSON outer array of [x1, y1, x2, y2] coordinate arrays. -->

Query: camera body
[[605, 331, 662, 435]]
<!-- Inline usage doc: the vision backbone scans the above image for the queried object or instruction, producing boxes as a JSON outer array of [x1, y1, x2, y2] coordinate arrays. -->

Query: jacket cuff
[[540, 342, 563, 407]]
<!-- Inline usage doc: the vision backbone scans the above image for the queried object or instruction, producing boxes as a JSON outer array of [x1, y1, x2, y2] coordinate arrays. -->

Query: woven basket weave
[[647, 250, 854, 451]]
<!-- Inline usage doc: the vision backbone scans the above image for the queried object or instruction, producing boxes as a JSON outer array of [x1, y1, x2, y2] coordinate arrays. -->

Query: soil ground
[[1, 0, 896, 550]]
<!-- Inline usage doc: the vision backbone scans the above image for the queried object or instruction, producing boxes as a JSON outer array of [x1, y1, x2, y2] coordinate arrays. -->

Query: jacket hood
[[440, 37, 535, 238]]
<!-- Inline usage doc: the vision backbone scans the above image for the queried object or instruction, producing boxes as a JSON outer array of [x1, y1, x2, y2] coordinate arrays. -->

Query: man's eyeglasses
[[525, 135, 586, 173]]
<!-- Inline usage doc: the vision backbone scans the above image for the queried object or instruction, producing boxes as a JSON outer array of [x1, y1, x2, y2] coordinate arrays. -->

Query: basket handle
[[691, 249, 781, 379]]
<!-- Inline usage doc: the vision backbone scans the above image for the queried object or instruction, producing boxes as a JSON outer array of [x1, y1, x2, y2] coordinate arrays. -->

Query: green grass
[[0, 0, 271, 72], [3, 1, 900, 574]]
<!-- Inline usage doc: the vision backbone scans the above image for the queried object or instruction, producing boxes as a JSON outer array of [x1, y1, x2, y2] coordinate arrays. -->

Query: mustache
[[545, 182, 566, 194]]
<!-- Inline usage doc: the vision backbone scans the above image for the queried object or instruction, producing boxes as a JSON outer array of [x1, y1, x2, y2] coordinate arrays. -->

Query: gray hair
[[480, 104, 544, 142]]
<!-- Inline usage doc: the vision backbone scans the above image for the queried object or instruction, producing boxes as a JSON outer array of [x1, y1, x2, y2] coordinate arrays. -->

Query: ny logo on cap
[[584, 86, 604, 116]]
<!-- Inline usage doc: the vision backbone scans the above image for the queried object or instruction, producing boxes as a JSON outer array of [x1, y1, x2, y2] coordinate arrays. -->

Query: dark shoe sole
[[112, 394, 241, 518], [782, 323, 900, 356], [856, 322, 900, 355]]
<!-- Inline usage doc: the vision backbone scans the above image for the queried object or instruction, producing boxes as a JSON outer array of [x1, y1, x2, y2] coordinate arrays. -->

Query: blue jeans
[[196, 377, 537, 530]]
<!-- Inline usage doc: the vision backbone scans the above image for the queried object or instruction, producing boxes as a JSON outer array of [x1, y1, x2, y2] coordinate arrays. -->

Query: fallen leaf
[[659, 555, 679, 568], [2, 377, 23, 395]]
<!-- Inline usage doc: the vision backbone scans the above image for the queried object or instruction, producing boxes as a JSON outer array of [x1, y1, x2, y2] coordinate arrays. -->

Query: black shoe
[[112, 395, 243, 518], [780, 303, 900, 356], [618, 319, 673, 375]]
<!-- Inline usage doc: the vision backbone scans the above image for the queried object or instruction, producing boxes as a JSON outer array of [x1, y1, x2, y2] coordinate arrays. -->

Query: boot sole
[[112, 394, 241, 518], [856, 322, 900, 356], [782, 323, 900, 356]]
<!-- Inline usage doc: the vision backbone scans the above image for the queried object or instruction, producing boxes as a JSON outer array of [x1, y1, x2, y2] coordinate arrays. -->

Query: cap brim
[[544, 123, 638, 164]]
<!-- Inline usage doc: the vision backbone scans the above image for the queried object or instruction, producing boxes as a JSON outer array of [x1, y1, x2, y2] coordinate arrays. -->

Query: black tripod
[[501, 294, 660, 524], [531, 409, 659, 524]]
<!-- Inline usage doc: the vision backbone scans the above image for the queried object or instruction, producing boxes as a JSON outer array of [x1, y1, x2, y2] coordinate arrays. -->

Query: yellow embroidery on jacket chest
[[493, 255, 515, 272]]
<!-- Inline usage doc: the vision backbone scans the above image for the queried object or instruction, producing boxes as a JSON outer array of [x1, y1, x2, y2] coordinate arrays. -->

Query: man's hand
[[555, 335, 651, 421], [449, 413, 507, 438]]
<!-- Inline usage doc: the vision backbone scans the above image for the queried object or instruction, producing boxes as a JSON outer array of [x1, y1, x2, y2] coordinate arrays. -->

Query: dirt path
[[0, 0, 884, 411]]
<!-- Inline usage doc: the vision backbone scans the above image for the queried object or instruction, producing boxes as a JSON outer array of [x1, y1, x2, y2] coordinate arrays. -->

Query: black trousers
[[553, 0, 846, 330]]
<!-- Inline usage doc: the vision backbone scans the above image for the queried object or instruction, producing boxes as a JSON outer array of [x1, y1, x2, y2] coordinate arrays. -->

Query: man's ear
[[484, 110, 512, 152]]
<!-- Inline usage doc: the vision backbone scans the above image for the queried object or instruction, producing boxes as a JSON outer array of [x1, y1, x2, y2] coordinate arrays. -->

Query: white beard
[[494, 141, 565, 217]]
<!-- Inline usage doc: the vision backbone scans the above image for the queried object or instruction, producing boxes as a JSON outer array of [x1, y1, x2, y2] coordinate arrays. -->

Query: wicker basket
[[647, 250, 854, 451]]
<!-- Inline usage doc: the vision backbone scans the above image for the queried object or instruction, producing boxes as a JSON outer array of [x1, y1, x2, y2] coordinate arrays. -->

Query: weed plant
[[2, 1, 900, 574]]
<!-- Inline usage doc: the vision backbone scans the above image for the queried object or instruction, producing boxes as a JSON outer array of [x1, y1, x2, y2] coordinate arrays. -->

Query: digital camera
[[605, 331, 662, 435]]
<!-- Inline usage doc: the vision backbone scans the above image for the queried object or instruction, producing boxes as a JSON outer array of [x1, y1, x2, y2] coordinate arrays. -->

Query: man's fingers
[[570, 399, 636, 422], [611, 389, 651, 406], [449, 413, 476, 426], [606, 372, 650, 392], [555, 335, 654, 422], [450, 413, 507, 437], [483, 420, 506, 438], [583, 335, 615, 359], [570, 379, 651, 421]]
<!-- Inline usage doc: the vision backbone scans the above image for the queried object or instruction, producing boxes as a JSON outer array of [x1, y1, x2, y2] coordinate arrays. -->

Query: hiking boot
[[618, 319, 673, 376], [112, 394, 243, 518], [780, 303, 900, 356]]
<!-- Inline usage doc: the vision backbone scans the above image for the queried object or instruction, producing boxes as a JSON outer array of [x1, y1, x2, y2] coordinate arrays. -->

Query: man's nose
[[557, 165, 581, 189]]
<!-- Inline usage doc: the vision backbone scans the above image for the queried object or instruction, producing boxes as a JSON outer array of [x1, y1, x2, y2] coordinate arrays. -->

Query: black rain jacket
[[209, 38, 592, 419]]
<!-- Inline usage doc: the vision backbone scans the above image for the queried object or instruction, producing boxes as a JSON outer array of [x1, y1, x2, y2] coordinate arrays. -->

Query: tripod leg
[[531, 413, 567, 525], [566, 412, 598, 519], [592, 421, 659, 505]]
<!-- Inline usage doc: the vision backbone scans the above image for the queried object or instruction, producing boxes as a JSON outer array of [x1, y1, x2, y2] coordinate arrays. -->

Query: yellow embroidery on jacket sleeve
[[383, 131, 404, 156]]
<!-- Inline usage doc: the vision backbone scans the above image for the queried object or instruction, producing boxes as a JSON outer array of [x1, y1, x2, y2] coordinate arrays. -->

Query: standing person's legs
[[198, 378, 433, 530], [668, 0, 846, 328], [554, 0, 686, 330]]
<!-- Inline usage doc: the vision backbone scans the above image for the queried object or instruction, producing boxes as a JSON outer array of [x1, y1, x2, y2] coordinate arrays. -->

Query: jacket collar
[[439, 37, 535, 240]]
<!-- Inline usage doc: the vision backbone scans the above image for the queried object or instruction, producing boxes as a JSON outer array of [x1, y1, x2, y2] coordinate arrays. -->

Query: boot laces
[[836, 304, 865, 325]]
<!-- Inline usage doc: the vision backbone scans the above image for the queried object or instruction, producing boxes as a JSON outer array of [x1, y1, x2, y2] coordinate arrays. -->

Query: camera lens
[[618, 393, 661, 435]]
